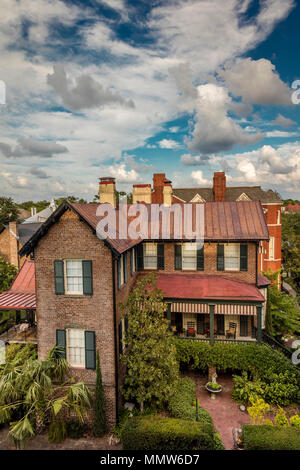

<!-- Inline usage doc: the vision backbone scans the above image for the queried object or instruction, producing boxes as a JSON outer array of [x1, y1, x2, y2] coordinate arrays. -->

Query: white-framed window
[[269, 237, 275, 260], [131, 248, 136, 274], [65, 260, 83, 294], [182, 243, 197, 270], [224, 244, 240, 271], [67, 329, 85, 367], [143, 243, 157, 269], [277, 210, 281, 225]]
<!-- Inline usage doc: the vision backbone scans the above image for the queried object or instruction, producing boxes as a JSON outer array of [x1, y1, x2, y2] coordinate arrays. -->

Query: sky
[[0, 0, 300, 202]]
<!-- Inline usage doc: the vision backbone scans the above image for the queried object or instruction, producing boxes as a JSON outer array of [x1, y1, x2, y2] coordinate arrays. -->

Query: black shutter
[[117, 257, 121, 289], [82, 260, 93, 295], [174, 244, 182, 270], [136, 243, 144, 270], [134, 246, 138, 271], [123, 253, 127, 283], [217, 244, 224, 271], [118, 321, 123, 356], [54, 260, 65, 294], [240, 244, 248, 271], [157, 243, 164, 270], [197, 245, 204, 271], [130, 249, 134, 276], [85, 331, 96, 370], [56, 329, 66, 358]]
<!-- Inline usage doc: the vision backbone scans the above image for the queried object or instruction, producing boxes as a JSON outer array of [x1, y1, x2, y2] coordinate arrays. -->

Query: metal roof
[[0, 260, 36, 309], [156, 273, 265, 302], [173, 186, 282, 203]]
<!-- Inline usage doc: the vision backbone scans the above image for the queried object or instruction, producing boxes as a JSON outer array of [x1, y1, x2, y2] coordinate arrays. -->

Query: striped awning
[[170, 302, 256, 316]]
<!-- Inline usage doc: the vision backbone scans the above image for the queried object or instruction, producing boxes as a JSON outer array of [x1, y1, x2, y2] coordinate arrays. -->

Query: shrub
[[168, 378, 196, 420], [231, 372, 265, 404], [243, 425, 300, 450], [67, 420, 85, 439], [196, 408, 213, 426], [121, 415, 215, 450], [290, 415, 300, 428], [48, 420, 67, 443], [214, 432, 225, 450], [247, 396, 270, 425], [274, 407, 289, 427]]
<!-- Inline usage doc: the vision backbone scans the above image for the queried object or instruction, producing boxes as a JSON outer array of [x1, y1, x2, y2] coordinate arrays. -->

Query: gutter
[[111, 251, 119, 423]]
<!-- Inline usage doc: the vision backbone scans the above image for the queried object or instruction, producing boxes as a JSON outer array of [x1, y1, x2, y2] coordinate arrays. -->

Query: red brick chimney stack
[[213, 172, 226, 202], [152, 173, 166, 204]]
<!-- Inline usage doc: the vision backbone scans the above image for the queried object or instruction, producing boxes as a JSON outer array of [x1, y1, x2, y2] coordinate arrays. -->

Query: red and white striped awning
[[170, 302, 256, 316]]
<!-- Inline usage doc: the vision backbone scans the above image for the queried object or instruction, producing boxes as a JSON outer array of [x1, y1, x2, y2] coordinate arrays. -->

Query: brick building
[[20, 176, 270, 427]]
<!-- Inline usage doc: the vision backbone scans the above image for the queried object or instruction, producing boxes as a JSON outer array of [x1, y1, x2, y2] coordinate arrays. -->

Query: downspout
[[111, 251, 119, 423]]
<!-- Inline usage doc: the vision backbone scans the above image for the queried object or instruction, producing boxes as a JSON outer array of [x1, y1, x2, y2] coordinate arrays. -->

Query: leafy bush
[[48, 421, 67, 443], [121, 415, 215, 450], [232, 372, 265, 404], [243, 425, 300, 450], [197, 408, 213, 426], [274, 407, 289, 427], [67, 420, 85, 439], [175, 340, 300, 405], [168, 378, 196, 421], [214, 432, 225, 450], [290, 415, 300, 428]]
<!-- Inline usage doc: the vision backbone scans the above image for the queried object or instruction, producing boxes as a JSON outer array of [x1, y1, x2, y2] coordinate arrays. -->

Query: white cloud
[[0, 137, 68, 158], [158, 139, 181, 150], [190, 170, 209, 185], [270, 114, 296, 128], [106, 163, 140, 183], [266, 130, 298, 138], [1, 171, 28, 187], [188, 84, 263, 154], [181, 153, 207, 166], [220, 58, 291, 105]]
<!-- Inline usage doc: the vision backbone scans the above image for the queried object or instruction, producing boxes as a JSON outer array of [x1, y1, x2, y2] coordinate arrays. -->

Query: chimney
[[132, 184, 151, 204], [213, 172, 226, 202], [8, 221, 19, 268], [31, 207, 37, 217], [152, 173, 166, 203], [163, 179, 173, 206], [99, 177, 116, 207]]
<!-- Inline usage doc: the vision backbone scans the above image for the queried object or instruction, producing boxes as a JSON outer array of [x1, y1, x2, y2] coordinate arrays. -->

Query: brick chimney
[[99, 177, 116, 207], [163, 179, 172, 206], [132, 184, 151, 204], [8, 221, 19, 268], [152, 173, 166, 204], [213, 172, 226, 202]]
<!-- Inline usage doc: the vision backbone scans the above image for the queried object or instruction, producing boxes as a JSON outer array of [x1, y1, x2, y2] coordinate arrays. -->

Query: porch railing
[[261, 330, 293, 359], [174, 335, 256, 344]]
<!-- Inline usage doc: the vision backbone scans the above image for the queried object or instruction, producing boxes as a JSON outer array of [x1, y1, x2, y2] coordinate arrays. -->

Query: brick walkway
[[184, 371, 250, 450]]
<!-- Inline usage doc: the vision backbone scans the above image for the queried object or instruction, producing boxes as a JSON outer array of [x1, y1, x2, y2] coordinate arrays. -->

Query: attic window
[[236, 192, 251, 202]]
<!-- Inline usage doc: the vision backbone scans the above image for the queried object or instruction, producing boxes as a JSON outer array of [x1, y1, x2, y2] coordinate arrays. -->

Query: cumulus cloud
[[188, 84, 264, 154], [106, 163, 140, 183], [158, 139, 181, 150], [259, 145, 296, 174], [270, 114, 296, 128], [219, 58, 291, 105], [47, 65, 135, 112], [29, 166, 49, 179], [0, 137, 68, 158], [1, 171, 28, 187], [181, 153, 207, 166], [190, 170, 209, 185]]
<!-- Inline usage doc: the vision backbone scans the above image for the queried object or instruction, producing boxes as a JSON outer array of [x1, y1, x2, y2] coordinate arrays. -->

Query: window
[[117, 254, 124, 288], [277, 210, 281, 225], [182, 243, 197, 270], [131, 248, 136, 275], [67, 329, 85, 367], [224, 244, 240, 271], [269, 237, 275, 260], [65, 260, 83, 294], [143, 243, 157, 269]]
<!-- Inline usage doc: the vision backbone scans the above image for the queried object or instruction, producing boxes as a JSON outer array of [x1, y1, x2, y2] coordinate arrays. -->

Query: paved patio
[[183, 371, 251, 450]]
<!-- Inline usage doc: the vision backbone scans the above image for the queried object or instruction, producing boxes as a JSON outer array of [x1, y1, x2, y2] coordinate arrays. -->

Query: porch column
[[166, 303, 171, 331], [257, 304, 262, 344], [209, 304, 215, 346]]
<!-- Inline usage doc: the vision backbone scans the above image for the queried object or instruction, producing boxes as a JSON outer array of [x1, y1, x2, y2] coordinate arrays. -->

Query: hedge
[[243, 425, 300, 450], [121, 415, 215, 450]]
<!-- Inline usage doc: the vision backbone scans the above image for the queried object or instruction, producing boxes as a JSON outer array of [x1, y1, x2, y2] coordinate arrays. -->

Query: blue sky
[[0, 0, 300, 201]]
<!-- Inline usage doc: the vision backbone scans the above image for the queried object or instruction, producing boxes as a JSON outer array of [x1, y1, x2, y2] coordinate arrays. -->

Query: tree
[[0, 346, 91, 448], [263, 270, 300, 340], [120, 273, 179, 411], [93, 351, 106, 436], [0, 196, 19, 229], [0, 258, 18, 293], [282, 212, 300, 290]]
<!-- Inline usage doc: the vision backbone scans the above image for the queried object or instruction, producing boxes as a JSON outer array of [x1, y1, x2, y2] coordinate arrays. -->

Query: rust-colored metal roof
[[156, 273, 265, 302], [0, 260, 36, 309], [257, 274, 271, 287]]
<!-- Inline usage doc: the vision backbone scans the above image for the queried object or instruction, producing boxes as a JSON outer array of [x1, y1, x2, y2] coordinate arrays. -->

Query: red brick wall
[[34, 209, 117, 427], [258, 204, 282, 280], [140, 241, 257, 284], [0, 227, 28, 268]]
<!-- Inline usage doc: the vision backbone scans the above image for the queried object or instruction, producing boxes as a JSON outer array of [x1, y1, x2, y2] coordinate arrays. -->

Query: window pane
[[144, 243, 157, 268], [66, 260, 83, 293], [67, 329, 85, 366], [224, 244, 239, 270], [182, 243, 197, 270]]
